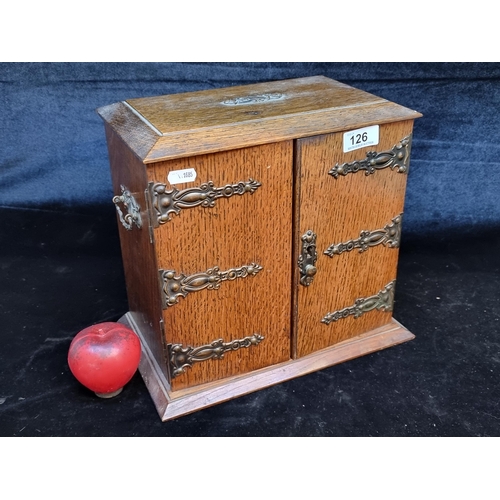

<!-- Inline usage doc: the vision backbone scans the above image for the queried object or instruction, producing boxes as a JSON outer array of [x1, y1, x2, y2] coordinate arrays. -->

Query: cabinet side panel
[[104, 124, 166, 378], [149, 142, 294, 391], [295, 120, 415, 357]]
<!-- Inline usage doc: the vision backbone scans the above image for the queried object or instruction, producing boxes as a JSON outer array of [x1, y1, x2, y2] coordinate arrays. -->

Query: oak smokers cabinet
[[97, 76, 422, 421]]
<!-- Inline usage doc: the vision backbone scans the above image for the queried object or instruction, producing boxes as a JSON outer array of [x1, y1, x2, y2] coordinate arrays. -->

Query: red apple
[[68, 322, 141, 398]]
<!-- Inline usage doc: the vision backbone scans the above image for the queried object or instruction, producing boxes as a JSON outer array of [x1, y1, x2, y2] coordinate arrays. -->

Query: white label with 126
[[343, 125, 379, 153]]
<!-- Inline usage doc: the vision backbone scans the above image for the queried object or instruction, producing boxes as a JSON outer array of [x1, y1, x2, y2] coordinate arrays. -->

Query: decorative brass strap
[[324, 214, 403, 257], [328, 134, 412, 178], [112, 185, 142, 230], [298, 230, 318, 286], [168, 334, 265, 378], [149, 178, 261, 225], [321, 281, 396, 325], [159, 263, 263, 308]]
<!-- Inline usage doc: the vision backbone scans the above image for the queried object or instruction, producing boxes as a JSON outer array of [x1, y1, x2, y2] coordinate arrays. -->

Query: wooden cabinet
[[98, 76, 421, 421]]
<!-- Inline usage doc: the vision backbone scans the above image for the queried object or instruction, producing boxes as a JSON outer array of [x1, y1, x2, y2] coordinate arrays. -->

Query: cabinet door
[[294, 121, 414, 358], [147, 142, 294, 391]]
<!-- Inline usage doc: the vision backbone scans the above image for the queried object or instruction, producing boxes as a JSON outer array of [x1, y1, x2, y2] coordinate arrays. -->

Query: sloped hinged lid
[[97, 75, 421, 163]]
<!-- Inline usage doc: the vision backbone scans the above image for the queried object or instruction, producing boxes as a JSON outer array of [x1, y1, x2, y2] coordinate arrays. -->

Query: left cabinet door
[[147, 142, 294, 391]]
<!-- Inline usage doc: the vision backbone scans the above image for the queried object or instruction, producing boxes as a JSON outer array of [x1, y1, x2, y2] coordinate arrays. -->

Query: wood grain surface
[[121, 313, 414, 421], [97, 102, 160, 162], [127, 76, 382, 134], [98, 76, 421, 163], [148, 142, 294, 391], [294, 120, 415, 357], [104, 124, 167, 380]]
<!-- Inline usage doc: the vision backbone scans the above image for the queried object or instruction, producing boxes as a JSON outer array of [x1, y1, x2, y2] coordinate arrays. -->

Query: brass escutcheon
[[298, 230, 318, 286]]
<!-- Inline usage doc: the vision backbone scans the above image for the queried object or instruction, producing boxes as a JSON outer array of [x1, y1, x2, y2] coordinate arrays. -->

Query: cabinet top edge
[[97, 76, 422, 162]]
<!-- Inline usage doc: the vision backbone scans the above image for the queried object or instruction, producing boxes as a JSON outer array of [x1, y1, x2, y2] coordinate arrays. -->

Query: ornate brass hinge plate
[[328, 134, 412, 178], [324, 214, 403, 257], [298, 230, 318, 286], [321, 280, 396, 325], [112, 185, 142, 230], [167, 334, 265, 378], [159, 263, 263, 308], [148, 178, 261, 225]]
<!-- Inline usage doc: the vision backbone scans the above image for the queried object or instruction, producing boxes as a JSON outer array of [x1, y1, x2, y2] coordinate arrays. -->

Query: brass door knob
[[304, 265, 317, 278]]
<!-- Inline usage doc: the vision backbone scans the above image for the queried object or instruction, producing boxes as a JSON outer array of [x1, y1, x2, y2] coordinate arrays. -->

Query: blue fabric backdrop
[[2, 62, 499, 235]]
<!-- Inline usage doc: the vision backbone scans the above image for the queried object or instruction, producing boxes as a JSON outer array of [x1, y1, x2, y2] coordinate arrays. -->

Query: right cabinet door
[[294, 120, 415, 358]]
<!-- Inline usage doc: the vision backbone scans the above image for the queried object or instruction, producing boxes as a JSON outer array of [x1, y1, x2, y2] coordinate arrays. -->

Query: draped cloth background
[[1, 63, 500, 437], [2, 62, 500, 234]]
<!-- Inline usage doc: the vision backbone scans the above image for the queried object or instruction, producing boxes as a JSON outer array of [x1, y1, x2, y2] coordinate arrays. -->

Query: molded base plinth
[[119, 313, 414, 422]]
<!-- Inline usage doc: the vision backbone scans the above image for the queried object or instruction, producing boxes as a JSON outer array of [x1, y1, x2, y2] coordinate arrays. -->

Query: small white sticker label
[[167, 168, 197, 185], [343, 125, 379, 153]]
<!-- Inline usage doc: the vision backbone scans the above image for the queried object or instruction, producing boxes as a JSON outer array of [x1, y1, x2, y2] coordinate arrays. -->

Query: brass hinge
[[322, 280, 396, 325], [147, 178, 261, 225], [159, 263, 263, 308], [329, 134, 412, 178], [324, 214, 403, 257], [167, 334, 265, 378], [144, 187, 155, 245], [159, 318, 166, 358]]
